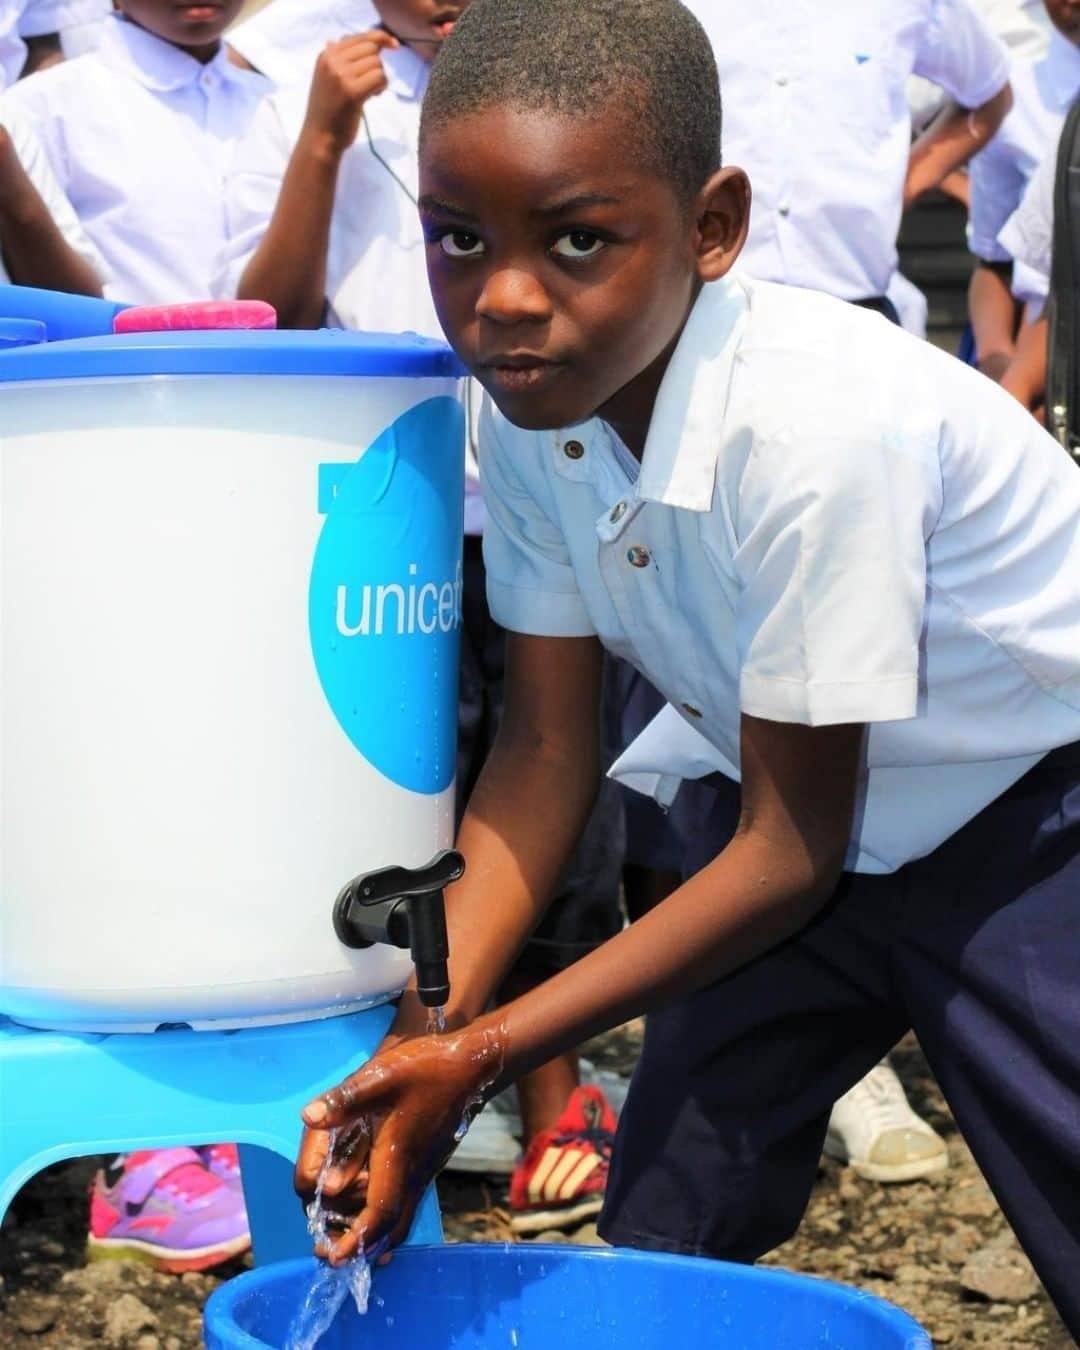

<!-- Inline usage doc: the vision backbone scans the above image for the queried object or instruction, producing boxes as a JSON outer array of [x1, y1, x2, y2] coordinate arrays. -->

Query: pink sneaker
[[87, 1147, 250, 1273], [198, 1142, 243, 1191]]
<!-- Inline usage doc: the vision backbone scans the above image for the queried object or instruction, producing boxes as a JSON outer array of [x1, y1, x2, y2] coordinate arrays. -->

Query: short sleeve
[[212, 93, 293, 300], [914, 0, 1011, 108], [733, 421, 940, 726], [969, 129, 1027, 261], [478, 398, 596, 638], [999, 148, 1054, 305]]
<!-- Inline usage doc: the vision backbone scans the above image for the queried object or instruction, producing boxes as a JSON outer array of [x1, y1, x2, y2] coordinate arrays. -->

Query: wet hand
[[302, 30, 398, 157], [295, 1021, 505, 1265]]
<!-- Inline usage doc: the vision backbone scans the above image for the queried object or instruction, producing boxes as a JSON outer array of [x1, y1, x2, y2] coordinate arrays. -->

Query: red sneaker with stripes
[[509, 1085, 616, 1235]]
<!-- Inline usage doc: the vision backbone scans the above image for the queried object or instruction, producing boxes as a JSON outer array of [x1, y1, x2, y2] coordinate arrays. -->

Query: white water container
[[0, 326, 465, 1030]]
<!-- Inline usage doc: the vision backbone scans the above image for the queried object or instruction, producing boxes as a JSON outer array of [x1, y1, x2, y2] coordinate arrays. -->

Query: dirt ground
[[0, 1027, 1073, 1349]]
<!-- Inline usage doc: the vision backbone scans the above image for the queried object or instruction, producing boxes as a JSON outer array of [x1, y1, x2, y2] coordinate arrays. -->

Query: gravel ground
[[0, 1028, 1072, 1349]]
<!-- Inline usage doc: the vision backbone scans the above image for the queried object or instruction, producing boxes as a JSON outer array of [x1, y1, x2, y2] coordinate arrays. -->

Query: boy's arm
[[904, 83, 1013, 210], [968, 260, 1020, 383], [236, 31, 396, 329], [300, 708, 863, 1263], [378, 629, 607, 1045], [1000, 309, 1048, 411], [0, 124, 100, 294]]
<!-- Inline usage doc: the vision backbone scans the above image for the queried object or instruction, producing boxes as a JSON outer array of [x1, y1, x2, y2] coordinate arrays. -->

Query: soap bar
[[113, 300, 277, 333]]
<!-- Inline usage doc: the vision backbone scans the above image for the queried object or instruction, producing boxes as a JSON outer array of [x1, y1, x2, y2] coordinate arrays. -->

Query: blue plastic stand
[[0, 1007, 441, 1265]]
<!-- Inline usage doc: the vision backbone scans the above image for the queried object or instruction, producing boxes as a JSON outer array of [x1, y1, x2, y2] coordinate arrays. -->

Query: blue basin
[[204, 1244, 931, 1349]]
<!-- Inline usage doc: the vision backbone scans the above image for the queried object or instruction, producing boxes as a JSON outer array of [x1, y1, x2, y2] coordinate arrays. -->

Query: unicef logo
[[309, 396, 465, 795]]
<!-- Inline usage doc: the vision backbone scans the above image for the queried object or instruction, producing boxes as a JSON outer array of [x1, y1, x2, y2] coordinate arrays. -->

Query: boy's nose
[[475, 267, 553, 325]]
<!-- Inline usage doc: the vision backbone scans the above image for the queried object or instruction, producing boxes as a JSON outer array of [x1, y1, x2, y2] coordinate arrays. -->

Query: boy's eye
[[551, 230, 605, 259], [439, 231, 485, 258]]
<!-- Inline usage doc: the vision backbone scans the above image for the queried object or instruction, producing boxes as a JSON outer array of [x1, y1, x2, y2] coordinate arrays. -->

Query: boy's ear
[[694, 167, 751, 283]]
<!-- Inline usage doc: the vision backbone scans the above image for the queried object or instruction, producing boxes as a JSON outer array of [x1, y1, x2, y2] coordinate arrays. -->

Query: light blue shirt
[[480, 276, 1080, 872]]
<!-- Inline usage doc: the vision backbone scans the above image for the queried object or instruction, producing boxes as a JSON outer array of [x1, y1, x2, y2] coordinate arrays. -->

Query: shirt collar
[[97, 14, 265, 95], [1040, 28, 1080, 111], [382, 42, 430, 102], [627, 275, 748, 512]]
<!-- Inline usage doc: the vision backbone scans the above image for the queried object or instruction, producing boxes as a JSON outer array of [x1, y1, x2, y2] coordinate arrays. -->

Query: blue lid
[[0, 317, 46, 349], [0, 327, 467, 382]]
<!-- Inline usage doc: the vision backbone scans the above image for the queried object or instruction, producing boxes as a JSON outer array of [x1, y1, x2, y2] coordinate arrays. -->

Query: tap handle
[[345, 849, 465, 908]]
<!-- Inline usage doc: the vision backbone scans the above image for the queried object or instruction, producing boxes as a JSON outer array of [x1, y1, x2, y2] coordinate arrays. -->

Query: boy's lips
[[479, 353, 567, 394]]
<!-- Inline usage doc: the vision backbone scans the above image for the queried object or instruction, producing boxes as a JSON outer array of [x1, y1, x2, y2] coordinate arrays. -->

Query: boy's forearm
[[1001, 312, 1048, 410], [904, 84, 1012, 209], [236, 130, 344, 329], [484, 817, 839, 1086], [969, 261, 1020, 382], [0, 183, 101, 295], [389, 713, 603, 1039]]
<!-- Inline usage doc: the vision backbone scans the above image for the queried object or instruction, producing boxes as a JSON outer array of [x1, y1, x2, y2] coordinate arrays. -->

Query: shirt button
[[626, 545, 651, 568], [563, 439, 585, 460], [775, 72, 788, 86], [681, 702, 703, 718], [610, 500, 627, 523], [778, 202, 791, 217]]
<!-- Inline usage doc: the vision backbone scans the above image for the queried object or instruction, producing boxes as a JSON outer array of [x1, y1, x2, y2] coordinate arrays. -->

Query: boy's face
[[116, 0, 245, 53], [420, 104, 747, 433], [374, 0, 467, 61], [1045, 0, 1080, 45]]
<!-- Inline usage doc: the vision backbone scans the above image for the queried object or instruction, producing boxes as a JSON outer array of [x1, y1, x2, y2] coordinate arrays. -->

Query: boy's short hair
[[421, 0, 721, 205]]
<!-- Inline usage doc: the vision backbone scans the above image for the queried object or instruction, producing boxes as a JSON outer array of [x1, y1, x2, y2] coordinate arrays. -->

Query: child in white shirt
[[3, 0, 270, 304], [294, 8, 1080, 1339], [968, 1, 1080, 380]]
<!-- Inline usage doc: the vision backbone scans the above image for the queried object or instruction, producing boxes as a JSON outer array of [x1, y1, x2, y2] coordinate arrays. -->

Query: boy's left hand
[[295, 1021, 505, 1264]]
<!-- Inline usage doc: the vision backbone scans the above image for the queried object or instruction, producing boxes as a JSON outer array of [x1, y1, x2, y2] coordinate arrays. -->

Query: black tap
[[331, 850, 465, 1008]]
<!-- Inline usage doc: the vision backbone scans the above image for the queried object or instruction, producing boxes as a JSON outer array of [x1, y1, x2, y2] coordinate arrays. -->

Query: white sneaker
[[824, 1061, 949, 1183]]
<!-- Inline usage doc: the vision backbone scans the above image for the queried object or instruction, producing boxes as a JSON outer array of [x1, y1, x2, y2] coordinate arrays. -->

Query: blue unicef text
[[309, 396, 465, 794]]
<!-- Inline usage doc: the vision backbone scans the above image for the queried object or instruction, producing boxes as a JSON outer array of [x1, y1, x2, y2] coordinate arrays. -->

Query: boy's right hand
[[302, 30, 399, 159], [294, 1019, 506, 1264]]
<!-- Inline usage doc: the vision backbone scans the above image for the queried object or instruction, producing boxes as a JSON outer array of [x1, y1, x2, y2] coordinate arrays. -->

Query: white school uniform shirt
[[2, 14, 271, 304], [227, 0, 377, 86], [0, 0, 108, 87], [998, 137, 1056, 307], [909, 0, 1050, 129], [969, 29, 1080, 266], [684, 0, 1009, 302], [215, 44, 484, 533], [479, 276, 1080, 875], [0, 100, 103, 283]]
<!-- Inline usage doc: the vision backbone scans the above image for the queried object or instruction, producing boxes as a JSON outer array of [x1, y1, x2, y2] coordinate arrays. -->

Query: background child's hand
[[294, 1020, 505, 1265], [302, 30, 399, 158]]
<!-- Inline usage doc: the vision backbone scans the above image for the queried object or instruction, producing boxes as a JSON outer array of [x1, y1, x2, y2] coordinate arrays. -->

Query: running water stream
[[284, 1126, 372, 1350]]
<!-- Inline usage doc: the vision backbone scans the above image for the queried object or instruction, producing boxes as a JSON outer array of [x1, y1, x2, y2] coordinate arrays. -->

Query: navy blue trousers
[[599, 743, 1080, 1336]]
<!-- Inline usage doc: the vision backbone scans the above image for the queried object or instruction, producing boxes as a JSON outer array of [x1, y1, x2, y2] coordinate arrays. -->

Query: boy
[[608, 0, 1012, 1180], [220, 0, 627, 1231], [296, 0, 1080, 1334], [967, 0, 1080, 382], [2, 0, 270, 303]]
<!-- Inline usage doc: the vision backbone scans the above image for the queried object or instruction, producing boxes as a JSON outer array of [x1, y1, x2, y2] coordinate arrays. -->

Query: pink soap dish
[[113, 300, 277, 334]]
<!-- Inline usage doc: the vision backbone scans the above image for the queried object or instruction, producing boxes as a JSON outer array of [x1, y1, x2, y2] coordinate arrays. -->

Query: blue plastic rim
[[0, 325, 466, 381], [204, 1245, 932, 1350]]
